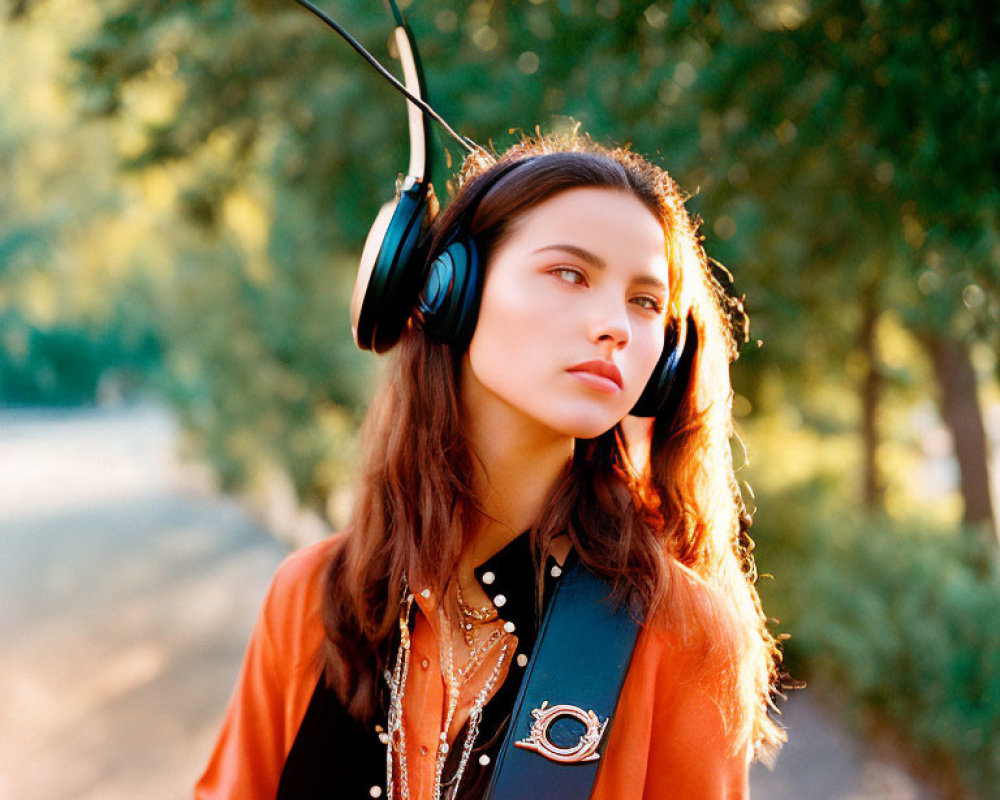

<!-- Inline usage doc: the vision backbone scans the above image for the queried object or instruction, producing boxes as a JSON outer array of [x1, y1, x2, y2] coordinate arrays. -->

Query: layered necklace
[[455, 579, 498, 647], [384, 581, 511, 800]]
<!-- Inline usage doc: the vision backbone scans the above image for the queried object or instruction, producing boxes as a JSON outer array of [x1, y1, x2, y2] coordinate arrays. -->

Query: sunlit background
[[2, 1, 998, 798]]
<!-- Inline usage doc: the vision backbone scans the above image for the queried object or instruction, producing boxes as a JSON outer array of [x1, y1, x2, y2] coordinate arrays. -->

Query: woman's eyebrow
[[533, 244, 667, 291], [534, 243, 607, 270]]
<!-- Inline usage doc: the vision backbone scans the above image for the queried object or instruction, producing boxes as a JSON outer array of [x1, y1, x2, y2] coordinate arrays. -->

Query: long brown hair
[[322, 134, 784, 758]]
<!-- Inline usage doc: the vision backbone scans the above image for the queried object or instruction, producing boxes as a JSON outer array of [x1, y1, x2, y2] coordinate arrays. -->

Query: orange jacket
[[196, 536, 750, 799]]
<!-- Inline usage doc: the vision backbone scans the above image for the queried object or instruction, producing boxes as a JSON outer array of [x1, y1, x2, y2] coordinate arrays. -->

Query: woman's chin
[[550, 410, 629, 441]]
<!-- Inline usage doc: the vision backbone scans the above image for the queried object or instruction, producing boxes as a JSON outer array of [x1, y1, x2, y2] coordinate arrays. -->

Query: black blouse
[[276, 532, 564, 799]]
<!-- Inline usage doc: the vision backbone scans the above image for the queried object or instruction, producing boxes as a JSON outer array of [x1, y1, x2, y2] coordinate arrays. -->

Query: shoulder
[[268, 534, 346, 606], [258, 533, 347, 670], [645, 558, 742, 653], [636, 558, 751, 734]]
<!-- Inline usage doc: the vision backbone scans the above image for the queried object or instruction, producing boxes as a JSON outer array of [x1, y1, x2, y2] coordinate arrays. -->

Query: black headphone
[[416, 158, 534, 348], [294, 0, 697, 418]]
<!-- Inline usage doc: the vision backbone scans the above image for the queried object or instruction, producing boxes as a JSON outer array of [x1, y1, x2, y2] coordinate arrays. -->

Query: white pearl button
[[370, 787, 382, 798], [479, 754, 491, 766], [516, 653, 528, 667], [493, 594, 507, 607], [482, 571, 496, 585], [550, 564, 562, 578], [420, 588, 431, 599], [503, 621, 516, 633]]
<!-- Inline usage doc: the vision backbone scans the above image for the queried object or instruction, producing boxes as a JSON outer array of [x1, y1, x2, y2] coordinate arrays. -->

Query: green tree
[[664, 0, 1000, 537]]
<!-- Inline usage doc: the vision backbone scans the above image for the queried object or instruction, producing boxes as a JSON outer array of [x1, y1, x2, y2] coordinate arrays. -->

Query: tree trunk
[[923, 334, 996, 542], [860, 281, 884, 512]]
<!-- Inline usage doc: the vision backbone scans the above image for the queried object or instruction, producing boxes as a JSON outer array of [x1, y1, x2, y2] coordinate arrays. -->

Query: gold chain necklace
[[455, 580, 498, 647]]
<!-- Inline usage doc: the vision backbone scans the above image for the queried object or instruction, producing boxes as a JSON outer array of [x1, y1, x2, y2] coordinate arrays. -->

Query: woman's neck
[[458, 384, 574, 575]]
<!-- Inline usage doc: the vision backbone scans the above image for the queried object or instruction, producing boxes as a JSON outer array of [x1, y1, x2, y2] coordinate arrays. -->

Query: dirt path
[[0, 405, 941, 799]]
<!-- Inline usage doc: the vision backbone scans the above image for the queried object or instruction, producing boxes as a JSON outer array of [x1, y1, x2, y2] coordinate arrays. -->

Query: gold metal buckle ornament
[[513, 700, 608, 764]]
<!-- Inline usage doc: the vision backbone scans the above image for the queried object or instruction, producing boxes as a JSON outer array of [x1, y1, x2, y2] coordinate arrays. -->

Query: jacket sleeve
[[194, 540, 335, 799]]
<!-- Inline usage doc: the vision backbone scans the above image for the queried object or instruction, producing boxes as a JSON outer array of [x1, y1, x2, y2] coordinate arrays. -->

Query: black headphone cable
[[291, 0, 480, 155]]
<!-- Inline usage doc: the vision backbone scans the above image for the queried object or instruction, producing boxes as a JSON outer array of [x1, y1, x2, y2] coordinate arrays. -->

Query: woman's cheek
[[626, 330, 665, 398]]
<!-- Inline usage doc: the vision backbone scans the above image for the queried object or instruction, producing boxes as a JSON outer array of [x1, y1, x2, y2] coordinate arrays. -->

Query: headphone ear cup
[[417, 235, 483, 348], [351, 179, 433, 352], [629, 315, 698, 418]]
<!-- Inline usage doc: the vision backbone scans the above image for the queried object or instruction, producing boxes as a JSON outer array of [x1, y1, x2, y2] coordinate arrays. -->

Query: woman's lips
[[567, 360, 623, 393]]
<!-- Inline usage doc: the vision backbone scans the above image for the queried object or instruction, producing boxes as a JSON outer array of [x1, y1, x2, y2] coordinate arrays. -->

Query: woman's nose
[[589, 297, 631, 349]]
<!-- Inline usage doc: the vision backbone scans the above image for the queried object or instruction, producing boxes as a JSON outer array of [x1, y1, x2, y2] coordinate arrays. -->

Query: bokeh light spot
[[775, 119, 797, 144], [962, 285, 985, 309], [435, 10, 458, 32], [673, 61, 697, 88], [918, 270, 942, 295], [644, 4, 669, 30], [517, 51, 540, 75], [472, 25, 499, 52], [154, 51, 178, 76], [875, 161, 895, 185], [714, 216, 737, 240]]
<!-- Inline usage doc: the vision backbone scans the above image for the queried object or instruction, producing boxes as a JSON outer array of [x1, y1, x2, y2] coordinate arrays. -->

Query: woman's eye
[[551, 267, 585, 285], [631, 295, 664, 313]]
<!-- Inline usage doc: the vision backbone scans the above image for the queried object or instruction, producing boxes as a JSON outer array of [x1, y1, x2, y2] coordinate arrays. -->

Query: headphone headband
[[425, 158, 535, 259]]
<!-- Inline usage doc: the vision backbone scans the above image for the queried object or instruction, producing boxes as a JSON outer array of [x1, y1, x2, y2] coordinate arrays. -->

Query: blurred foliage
[[0, 0, 163, 404], [154, 235, 368, 504], [1, 0, 373, 497], [0, 307, 159, 405], [754, 480, 1000, 797]]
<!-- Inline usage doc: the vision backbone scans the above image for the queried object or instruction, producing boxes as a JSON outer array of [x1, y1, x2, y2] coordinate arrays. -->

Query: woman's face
[[462, 186, 670, 441]]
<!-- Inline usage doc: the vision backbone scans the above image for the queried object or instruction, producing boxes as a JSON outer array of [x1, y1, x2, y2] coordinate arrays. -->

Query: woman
[[196, 134, 784, 799]]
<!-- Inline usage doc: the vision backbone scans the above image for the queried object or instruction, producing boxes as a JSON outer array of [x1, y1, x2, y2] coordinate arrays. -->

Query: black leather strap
[[484, 554, 641, 800]]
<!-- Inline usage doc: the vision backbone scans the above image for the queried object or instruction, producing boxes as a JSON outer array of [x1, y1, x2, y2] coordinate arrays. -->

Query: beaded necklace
[[384, 584, 511, 800]]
